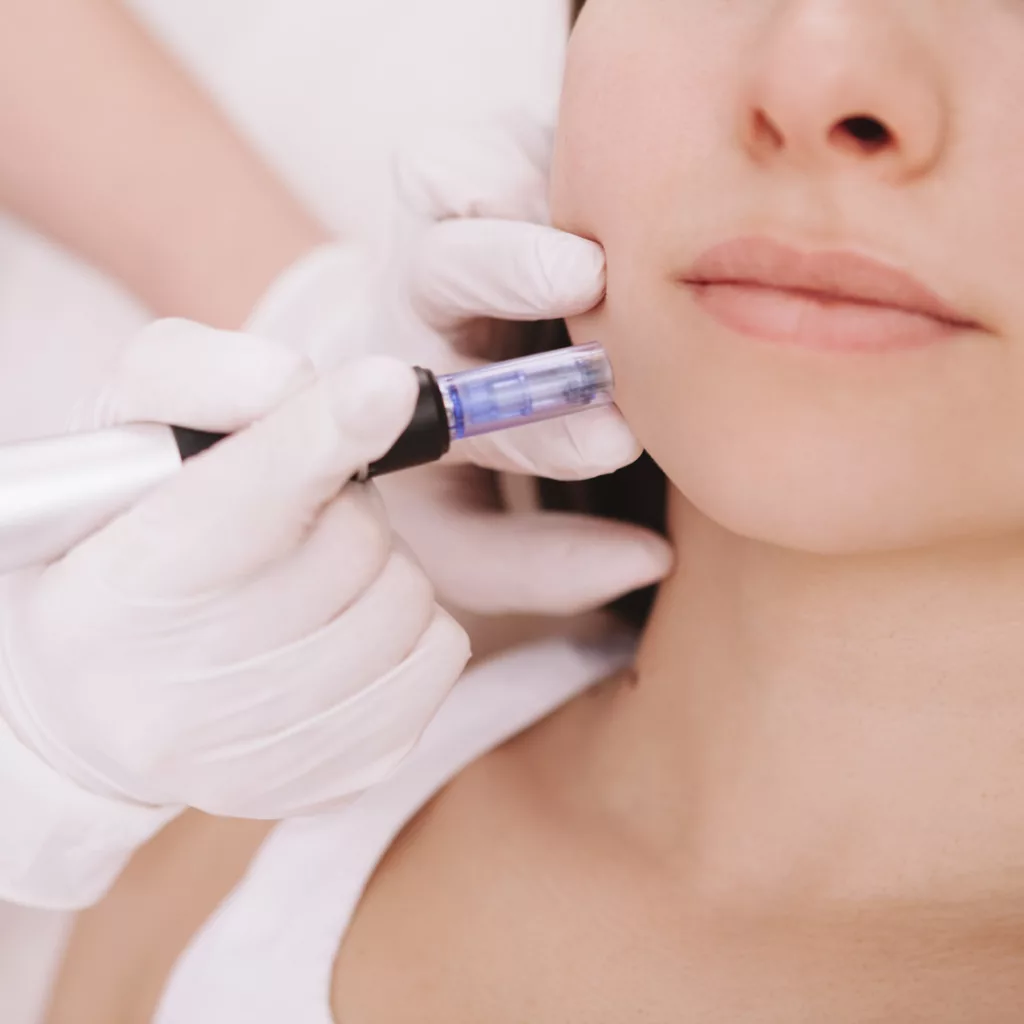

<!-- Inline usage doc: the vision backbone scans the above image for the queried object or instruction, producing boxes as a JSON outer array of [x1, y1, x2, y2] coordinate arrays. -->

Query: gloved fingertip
[[565, 406, 642, 474], [538, 232, 606, 313], [134, 316, 221, 347], [428, 606, 474, 671], [224, 339, 317, 417], [434, 514, 673, 617], [457, 405, 640, 480], [89, 319, 318, 431], [543, 532, 673, 615], [327, 357, 419, 443], [610, 532, 675, 589]]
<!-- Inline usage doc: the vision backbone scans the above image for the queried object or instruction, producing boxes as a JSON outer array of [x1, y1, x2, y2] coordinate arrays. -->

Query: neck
[[587, 494, 1024, 909]]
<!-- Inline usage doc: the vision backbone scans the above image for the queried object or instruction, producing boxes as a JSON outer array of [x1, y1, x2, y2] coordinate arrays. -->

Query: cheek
[[551, 4, 728, 248]]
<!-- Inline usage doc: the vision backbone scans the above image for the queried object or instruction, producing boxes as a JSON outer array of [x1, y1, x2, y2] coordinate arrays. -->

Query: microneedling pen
[[0, 343, 614, 573]]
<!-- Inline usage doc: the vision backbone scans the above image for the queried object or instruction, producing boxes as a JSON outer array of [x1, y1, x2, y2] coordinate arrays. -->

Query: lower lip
[[686, 282, 964, 352]]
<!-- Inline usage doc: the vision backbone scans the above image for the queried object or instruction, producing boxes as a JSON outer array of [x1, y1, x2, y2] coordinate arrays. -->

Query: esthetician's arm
[[0, 0, 327, 327]]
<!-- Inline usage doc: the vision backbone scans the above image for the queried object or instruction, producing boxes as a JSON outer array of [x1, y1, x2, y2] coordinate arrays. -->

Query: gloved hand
[[0, 319, 470, 906], [251, 118, 673, 615]]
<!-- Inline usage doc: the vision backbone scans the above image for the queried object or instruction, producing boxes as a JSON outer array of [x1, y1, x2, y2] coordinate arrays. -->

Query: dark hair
[[523, 320, 668, 629]]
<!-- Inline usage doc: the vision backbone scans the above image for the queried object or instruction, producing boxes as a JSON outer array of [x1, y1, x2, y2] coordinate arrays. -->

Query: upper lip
[[682, 238, 980, 329]]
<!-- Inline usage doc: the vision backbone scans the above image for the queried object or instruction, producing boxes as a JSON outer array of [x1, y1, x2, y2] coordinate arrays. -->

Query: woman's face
[[552, 0, 1024, 553]]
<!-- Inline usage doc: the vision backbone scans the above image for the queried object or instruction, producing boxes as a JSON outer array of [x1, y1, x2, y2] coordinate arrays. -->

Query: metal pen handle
[[0, 424, 182, 573]]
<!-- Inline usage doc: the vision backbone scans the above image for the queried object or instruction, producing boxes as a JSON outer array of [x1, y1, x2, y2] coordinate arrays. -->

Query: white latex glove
[[251, 119, 673, 615], [0, 320, 469, 907]]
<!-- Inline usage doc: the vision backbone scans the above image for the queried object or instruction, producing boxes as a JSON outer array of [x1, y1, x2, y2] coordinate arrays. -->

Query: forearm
[[0, 0, 328, 327]]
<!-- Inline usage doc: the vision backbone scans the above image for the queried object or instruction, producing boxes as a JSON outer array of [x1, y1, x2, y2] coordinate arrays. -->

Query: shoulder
[[373, 628, 637, 860], [331, 632, 636, 1022]]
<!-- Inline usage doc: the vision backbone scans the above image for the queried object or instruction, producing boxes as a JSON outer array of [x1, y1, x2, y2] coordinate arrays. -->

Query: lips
[[681, 238, 980, 352]]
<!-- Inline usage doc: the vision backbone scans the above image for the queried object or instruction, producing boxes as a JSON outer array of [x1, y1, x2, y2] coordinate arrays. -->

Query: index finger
[[411, 220, 606, 332]]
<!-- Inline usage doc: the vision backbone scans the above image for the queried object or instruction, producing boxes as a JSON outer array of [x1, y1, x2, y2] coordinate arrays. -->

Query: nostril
[[748, 109, 786, 154], [831, 115, 893, 154]]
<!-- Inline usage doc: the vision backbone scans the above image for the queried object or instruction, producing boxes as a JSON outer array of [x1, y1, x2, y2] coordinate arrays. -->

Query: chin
[[648, 425, 1019, 556]]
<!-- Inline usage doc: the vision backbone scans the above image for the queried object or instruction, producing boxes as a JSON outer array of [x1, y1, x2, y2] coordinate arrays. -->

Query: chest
[[332, 807, 1024, 1024], [338, 920, 1024, 1022]]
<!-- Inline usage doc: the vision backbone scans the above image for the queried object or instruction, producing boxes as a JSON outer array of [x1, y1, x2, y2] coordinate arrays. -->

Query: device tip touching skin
[[368, 341, 614, 475], [0, 343, 615, 573]]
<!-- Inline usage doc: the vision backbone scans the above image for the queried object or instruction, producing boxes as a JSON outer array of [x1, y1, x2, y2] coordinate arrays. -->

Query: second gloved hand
[[249, 119, 674, 616], [0, 320, 470, 821], [374, 119, 673, 614]]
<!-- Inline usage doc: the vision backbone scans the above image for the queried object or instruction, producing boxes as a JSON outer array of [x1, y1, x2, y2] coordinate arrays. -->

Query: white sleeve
[[0, 717, 180, 910]]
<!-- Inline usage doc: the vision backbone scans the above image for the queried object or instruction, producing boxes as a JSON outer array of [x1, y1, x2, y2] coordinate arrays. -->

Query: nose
[[741, 1, 948, 181]]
